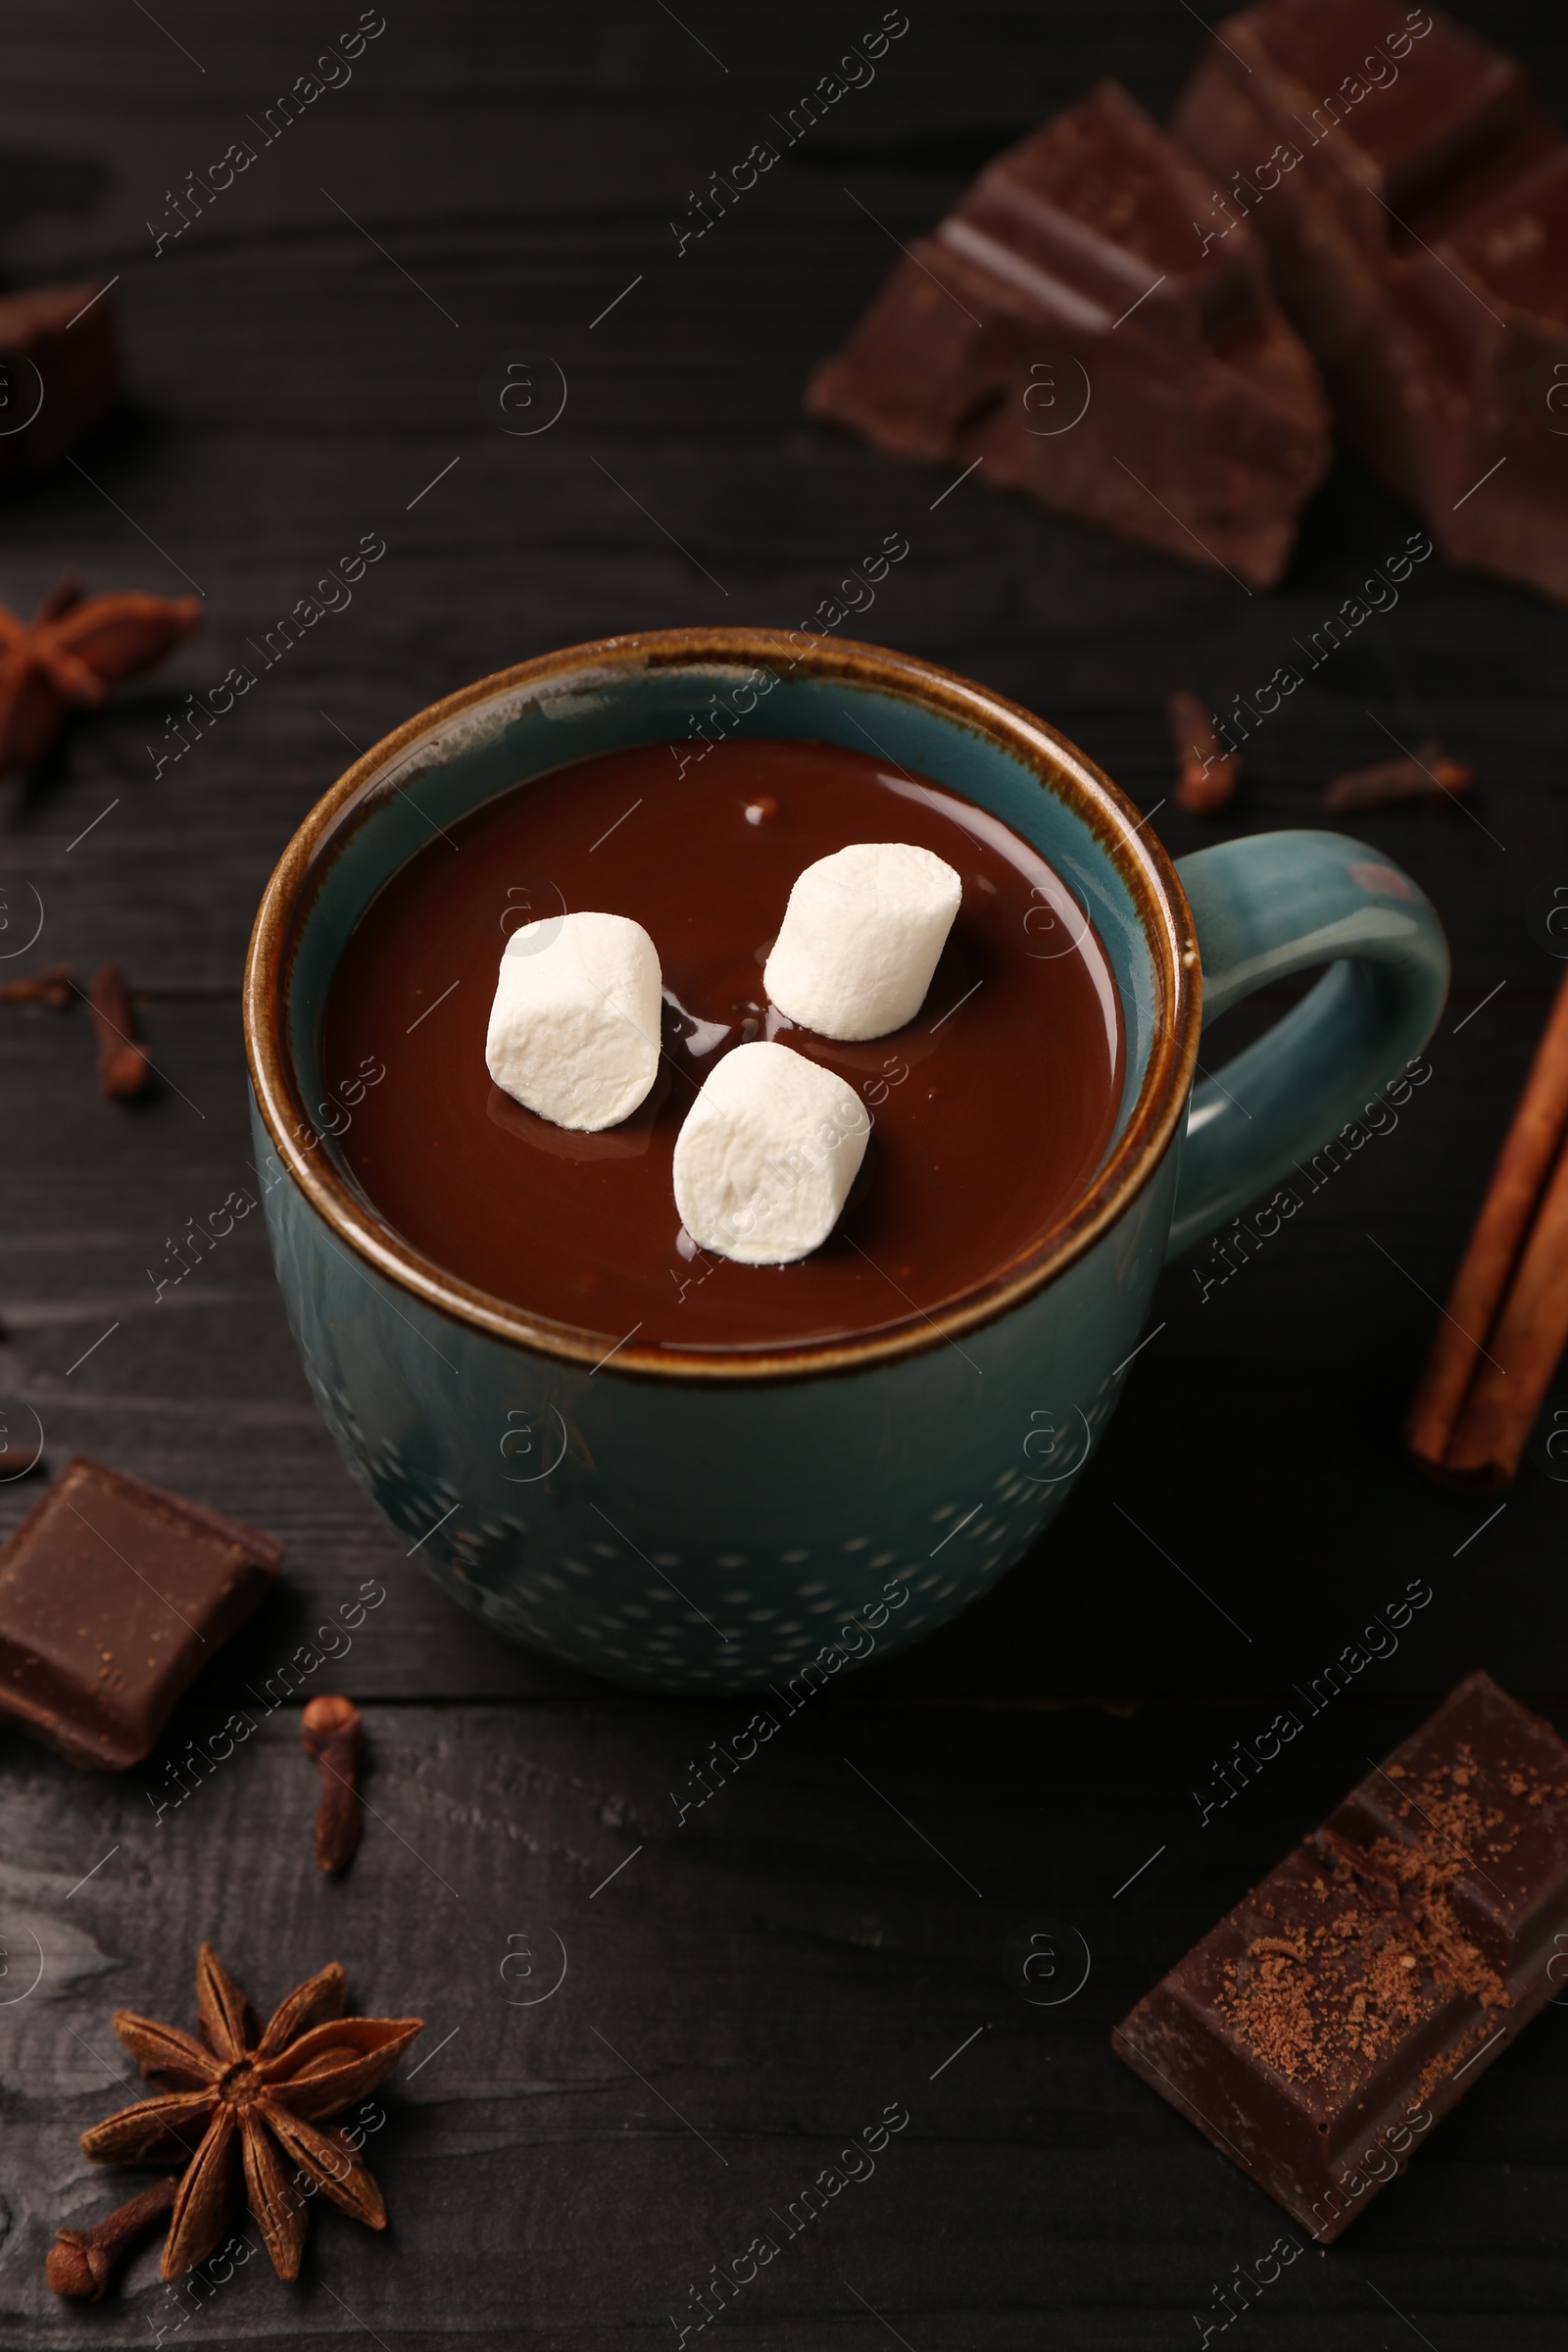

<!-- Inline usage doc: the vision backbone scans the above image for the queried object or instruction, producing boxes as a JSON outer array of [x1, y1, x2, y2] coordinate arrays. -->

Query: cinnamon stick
[[1406, 969, 1568, 1475], [1442, 1137, 1568, 1487], [86, 964, 151, 1099]]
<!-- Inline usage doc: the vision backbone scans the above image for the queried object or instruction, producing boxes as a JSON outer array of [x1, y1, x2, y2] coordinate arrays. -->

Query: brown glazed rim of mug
[[244, 628, 1200, 1386]]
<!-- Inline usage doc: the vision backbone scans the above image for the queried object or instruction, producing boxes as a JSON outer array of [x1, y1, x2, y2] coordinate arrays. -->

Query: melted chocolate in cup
[[322, 738, 1124, 1349]]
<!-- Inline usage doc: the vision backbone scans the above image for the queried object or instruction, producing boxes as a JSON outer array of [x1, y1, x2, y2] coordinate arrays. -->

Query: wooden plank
[[2, 1697, 1566, 2345], [2, 3, 1568, 2339]]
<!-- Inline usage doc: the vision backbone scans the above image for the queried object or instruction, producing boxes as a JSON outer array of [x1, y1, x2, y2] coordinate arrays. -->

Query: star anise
[[79, 1943, 422, 2281], [0, 571, 201, 777]]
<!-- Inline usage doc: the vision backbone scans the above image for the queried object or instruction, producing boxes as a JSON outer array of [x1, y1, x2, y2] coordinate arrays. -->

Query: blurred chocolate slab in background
[[1175, 0, 1568, 602], [808, 80, 1331, 590]]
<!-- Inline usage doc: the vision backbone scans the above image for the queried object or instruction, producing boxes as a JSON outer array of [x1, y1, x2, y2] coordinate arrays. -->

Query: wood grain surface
[[3, 4, 1568, 2343]]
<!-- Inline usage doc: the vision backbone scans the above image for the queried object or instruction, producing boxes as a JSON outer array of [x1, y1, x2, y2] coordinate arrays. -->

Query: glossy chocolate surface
[[320, 737, 1124, 1350]]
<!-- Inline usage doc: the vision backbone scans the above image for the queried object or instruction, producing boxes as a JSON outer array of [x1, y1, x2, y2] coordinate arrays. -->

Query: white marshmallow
[[763, 841, 962, 1041], [672, 1040, 870, 1265], [485, 910, 661, 1131]]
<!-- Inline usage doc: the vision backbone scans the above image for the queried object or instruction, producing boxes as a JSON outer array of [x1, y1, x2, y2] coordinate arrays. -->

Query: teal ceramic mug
[[244, 630, 1447, 1691]]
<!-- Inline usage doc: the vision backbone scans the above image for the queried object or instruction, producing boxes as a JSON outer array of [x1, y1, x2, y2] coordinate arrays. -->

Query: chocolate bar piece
[[0, 1455, 281, 1770], [807, 80, 1330, 589], [1115, 1672, 1568, 2241], [1175, 2, 1568, 602], [0, 282, 120, 484]]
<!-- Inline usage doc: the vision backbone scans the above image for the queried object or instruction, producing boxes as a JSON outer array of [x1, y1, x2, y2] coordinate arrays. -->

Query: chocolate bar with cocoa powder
[[1115, 1672, 1568, 2240], [1174, 0, 1568, 602], [808, 79, 1330, 589]]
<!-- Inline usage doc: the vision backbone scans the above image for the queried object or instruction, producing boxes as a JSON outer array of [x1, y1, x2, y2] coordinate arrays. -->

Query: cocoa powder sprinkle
[[1215, 1752, 1562, 2084]]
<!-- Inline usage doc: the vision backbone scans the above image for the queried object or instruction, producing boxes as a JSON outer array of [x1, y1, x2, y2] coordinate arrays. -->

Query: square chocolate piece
[[0, 1455, 282, 1770], [1115, 1672, 1568, 2240]]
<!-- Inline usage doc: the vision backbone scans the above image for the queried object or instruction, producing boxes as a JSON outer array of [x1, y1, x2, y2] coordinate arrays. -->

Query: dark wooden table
[[4, 4, 1568, 2343]]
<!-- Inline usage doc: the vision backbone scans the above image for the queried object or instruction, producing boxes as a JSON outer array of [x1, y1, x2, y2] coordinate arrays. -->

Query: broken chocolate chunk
[[1175, 0, 1568, 602], [1115, 1672, 1568, 2240], [808, 80, 1330, 589], [0, 1455, 281, 1769]]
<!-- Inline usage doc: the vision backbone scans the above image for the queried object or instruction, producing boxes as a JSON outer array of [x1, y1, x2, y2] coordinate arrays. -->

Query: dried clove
[[47, 2177, 178, 2300], [0, 962, 76, 1008], [1168, 689, 1241, 815], [1323, 738, 1471, 811], [302, 1692, 366, 1873], [87, 964, 151, 1099]]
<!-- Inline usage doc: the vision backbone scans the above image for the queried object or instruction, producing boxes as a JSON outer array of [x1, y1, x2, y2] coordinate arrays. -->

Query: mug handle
[[1164, 830, 1449, 1262]]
